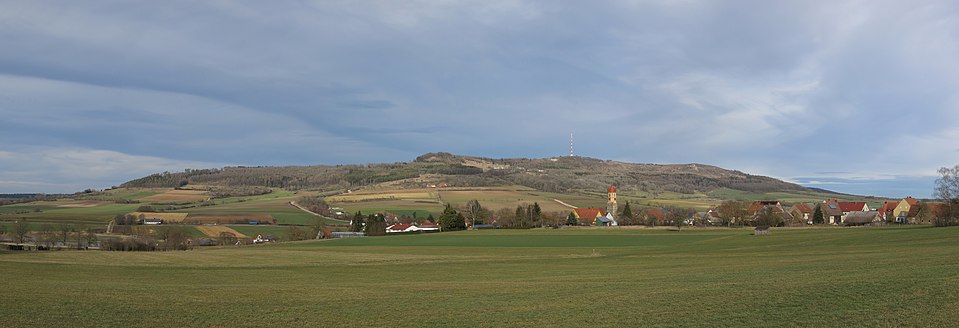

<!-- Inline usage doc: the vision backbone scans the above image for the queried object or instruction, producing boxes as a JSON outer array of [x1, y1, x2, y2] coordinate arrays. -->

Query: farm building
[[837, 201, 870, 222], [253, 235, 275, 244], [817, 201, 844, 224], [386, 224, 416, 233], [843, 211, 883, 226], [386, 222, 441, 233], [644, 208, 666, 222], [595, 216, 615, 226], [877, 201, 899, 221], [894, 197, 920, 223], [747, 201, 784, 215], [754, 226, 770, 236], [142, 219, 162, 225], [417, 222, 440, 232], [572, 208, 607, 225], [330, 232, 366, 238], [703, 209, 722, 225], [788, 203, 815, 224]]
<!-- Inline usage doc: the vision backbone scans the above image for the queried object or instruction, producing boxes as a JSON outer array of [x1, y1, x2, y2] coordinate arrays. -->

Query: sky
[[1, 1, 958, 198]]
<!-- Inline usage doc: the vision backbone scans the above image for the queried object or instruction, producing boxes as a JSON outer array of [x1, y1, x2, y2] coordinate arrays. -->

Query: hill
[[120, 152, 833, 196]]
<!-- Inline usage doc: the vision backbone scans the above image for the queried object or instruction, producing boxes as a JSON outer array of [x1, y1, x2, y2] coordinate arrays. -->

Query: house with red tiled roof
[[747, 201, 784, 216], [573, 208, 612, 226], [643, 208, 666, 225], [878, 201, 899, 221], [838, 202, 869, 213], [837, 202, 869, 222], [788, 203, 815, 225], [893, 197, 920, 223], [386, 224, 416, 233]]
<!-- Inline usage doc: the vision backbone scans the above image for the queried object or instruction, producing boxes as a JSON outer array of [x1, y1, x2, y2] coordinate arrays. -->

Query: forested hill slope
[[120, 152, 826, 195]]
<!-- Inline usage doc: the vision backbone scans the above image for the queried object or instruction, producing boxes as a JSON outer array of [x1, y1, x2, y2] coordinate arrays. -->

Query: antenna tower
[[569, 132, 574, 157]]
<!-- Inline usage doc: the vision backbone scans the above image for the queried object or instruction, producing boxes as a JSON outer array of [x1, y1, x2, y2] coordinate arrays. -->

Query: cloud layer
[[2, 1, 958, 196]]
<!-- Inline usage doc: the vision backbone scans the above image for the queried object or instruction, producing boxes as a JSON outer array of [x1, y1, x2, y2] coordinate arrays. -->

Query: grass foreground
[[2, 226, 958, 327]]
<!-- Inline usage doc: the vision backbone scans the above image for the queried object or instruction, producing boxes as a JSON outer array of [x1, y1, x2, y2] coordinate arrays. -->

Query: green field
[[2, 226, 958, 326], [0, 188, 347, 227]]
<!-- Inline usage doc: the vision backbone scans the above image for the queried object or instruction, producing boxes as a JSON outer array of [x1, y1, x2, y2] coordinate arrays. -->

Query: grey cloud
[[1, 1, 959, 195]]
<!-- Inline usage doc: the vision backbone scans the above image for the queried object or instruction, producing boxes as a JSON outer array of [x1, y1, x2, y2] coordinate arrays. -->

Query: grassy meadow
[[2, 226, 958, 327]]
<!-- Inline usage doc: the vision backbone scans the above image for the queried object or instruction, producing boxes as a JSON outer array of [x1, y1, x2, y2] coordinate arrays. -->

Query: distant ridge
[[120, 152, 839, 196]]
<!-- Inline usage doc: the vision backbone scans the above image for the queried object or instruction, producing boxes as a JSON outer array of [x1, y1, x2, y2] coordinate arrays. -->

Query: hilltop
[[120, 152, 834, 197]]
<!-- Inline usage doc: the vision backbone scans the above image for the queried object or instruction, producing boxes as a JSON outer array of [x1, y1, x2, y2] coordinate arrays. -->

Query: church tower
[[607, 185, 618, 218]]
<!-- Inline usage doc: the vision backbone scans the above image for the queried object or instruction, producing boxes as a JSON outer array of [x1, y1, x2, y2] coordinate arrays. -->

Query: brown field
[[127, 212, 189, 222], [195, 225, 248, 238], [184, 213, 275, 225], [34, 199, 112, 208], [138, 190, 210, 202], [326, 190, 435, 202]]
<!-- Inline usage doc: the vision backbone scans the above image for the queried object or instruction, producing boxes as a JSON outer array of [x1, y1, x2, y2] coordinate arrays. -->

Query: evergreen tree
[[515, 206, 525, 228], [812, 205, 825, 225], [350, 211, 364, 232], [566, 212, 578, 226], [532, 202, 542, 227], [438, 204, 466, 231], [621, 201, 634, 225], [364, 214, 387, 236]]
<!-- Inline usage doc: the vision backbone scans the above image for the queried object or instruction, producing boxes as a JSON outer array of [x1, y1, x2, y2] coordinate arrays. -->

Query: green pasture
[[0, 203, 141, 222], [227, 225, 296, 238], [2, 226, 958, 326]]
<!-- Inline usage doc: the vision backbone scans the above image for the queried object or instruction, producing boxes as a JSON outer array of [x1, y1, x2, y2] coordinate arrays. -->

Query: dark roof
[[819, 202, 843, 216], [844, 211, 880, 224]]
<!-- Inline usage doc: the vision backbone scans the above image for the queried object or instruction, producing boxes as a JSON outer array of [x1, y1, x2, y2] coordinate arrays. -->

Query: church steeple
[[607, 185, 618, 218]]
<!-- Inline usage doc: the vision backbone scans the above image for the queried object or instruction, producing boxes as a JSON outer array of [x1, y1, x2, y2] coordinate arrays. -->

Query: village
[[374, 185, 947, 235]]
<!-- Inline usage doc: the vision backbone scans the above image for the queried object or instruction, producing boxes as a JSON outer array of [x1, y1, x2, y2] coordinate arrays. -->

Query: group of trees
[[348, 211, 388, 235], [3, 219, 99, 249], [934, 165, 959, 227], [297, 195, 333, 217], [438, 204, 467, 231], [612, 202, 698, 228]]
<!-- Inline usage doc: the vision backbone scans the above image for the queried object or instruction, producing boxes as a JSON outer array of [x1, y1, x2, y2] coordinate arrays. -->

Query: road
[[289, 201, 349, 223], [553, 199, 577, 209]]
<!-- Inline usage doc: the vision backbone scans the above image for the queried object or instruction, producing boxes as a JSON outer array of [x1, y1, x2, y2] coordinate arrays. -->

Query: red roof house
[[386, 224, 415, 233], [837, 202, 868, 213]]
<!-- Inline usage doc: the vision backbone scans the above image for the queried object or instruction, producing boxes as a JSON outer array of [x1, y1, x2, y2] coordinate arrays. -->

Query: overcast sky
[[2, 1, 958, 197]]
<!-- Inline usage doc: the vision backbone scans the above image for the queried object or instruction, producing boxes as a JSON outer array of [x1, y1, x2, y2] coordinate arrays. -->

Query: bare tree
[[57, 223, 73, 248], [665, 206, 695, 230], [85, 226, 99, 247], [14, 219, 30, 244], [716, 200, 747, 227], [934, 165, 959, 226], [39, 224, 54, 248], [73, 224, 84, 249], [754, 206, 783, 227]]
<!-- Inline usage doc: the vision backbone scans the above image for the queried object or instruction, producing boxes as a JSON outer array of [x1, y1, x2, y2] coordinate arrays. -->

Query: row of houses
[[714, 196, 942, 226]]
